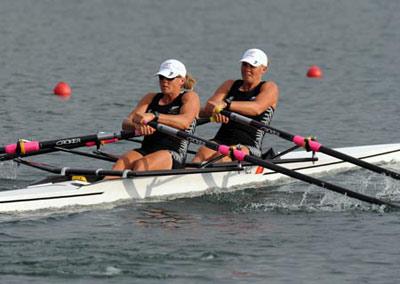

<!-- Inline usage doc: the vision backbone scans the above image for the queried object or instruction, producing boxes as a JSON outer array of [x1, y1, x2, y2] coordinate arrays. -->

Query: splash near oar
[[1, 119, 399, 213], [147, 121, 400, 209], [216, 109, 400, 181]]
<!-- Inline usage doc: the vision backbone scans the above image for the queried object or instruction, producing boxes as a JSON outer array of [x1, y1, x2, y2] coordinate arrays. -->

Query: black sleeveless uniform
[[213, 80, 274, 157], [135, 92, 196, 168]]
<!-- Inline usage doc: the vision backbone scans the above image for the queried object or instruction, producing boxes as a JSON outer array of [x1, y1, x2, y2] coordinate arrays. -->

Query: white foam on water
[[0, 160, 17, 180], [237, 163, 400, 213], [104, 266, 122, 276]]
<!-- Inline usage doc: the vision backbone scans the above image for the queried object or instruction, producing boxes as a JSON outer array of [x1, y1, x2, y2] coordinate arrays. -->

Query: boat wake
[[0, 161, 399, 218], [198, 162, 400, 213]]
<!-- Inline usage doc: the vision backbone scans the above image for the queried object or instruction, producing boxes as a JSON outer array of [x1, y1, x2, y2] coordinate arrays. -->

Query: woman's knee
[[192, 146, 217, 162], [132, 158, 151, 171], [132, 151, 172, 171], [113, 151, 143, 170]]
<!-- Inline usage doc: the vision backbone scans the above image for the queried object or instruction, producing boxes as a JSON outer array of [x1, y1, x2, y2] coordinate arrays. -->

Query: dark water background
[[1, 0, 400, 283]]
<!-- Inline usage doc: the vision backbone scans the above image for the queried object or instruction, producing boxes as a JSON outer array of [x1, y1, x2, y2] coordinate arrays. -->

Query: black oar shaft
[[39, 134, 99, 148], [243, 154, 396, 207], [0, 131, 137, 159], [38, 131, 136, 150], [16, 158, 134, 177], [320, 146, 400, 179], [219, 109, 400, 180], [148, 121, 399, 208], [220, 110, 295, 141]]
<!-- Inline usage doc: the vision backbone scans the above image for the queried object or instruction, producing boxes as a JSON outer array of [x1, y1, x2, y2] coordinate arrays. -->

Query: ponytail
[[183, 74, 196, 90]]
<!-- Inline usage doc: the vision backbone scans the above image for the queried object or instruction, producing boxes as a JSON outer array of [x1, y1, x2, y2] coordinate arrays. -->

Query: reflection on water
[[136, 207, 192, 228]]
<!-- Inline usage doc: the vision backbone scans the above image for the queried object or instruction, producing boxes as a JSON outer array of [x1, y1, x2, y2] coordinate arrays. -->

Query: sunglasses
[[158, 75, 177, 81]]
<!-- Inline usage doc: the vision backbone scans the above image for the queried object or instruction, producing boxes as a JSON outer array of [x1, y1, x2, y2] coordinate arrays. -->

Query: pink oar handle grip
[[5, 141, 40, 154], [217, 145, 230, 156], [232, 149, 246, 161], [217, 145, 246, 161], [293, 135, 321, 152]]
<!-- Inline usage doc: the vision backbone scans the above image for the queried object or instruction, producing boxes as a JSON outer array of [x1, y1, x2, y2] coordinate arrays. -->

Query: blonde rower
[[112, 59, 200, 173], [193, 48, 279, 163]]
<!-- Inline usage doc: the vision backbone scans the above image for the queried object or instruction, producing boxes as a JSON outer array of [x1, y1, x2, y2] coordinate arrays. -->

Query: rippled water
[[1, 0, 400, 283]]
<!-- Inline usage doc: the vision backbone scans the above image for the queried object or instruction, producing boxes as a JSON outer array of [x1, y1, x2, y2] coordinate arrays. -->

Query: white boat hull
[[1, 143, 400, 212]]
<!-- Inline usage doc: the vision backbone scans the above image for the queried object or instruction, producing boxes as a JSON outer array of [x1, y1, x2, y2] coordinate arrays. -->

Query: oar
[[216, 109, 400, 181], [124, 117, 211, 148], [53, 147, 118, 162], [15, 158, 138, 178], [0, 118, 210, 162], [0, 130, 138, 161], [15, 158, 243, 178], [147, 121, 399, 208]]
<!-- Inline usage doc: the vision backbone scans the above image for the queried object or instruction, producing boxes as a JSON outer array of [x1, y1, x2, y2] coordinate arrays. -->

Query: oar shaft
[[220, 110, 295, 141], [319, 145, 400, 179], [219, 109, 400, 180], [0, 131, 137, 155], [148, 121, 220, 150], [15, 158, 135, 177], [148, 121, 399, 208], [241, 153, 396, 207]]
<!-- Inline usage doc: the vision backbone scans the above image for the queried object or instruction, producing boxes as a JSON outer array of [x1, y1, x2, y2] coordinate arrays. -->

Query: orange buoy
[[53, 82, 72, 97], [306, 65, 323, 78]]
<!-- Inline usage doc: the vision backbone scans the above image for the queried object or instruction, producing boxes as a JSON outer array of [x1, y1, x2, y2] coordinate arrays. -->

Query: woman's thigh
[[133, 150, 173, 171]]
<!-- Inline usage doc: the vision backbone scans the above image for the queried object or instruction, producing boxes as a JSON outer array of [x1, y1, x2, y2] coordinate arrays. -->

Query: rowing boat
[[2, 112, 400, 213], [1, 143, 399, 213]]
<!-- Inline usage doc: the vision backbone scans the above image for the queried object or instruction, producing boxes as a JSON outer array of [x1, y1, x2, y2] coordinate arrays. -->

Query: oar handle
[[218, 109, 295, 141], [0, 131, 138, 155], [219, 109, 321, 150], [196, 117, 212, 126], [292, 135, 322, 152], [146, 121, 220, 151], [2, 141, 40, 155]]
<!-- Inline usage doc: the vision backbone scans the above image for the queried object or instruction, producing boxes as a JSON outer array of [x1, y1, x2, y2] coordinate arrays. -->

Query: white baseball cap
[[240, 48, 268, 67], [155, 59, 187, 78]]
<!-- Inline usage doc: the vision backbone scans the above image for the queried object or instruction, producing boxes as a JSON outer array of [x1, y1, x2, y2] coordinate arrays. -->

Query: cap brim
[[240, 58, 262, 67], [155, 69, 178, 78]]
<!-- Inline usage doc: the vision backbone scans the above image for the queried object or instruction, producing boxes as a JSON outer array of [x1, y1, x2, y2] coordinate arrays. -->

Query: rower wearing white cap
[[110, 59, 200, 174], [193, 48, 279, 163]]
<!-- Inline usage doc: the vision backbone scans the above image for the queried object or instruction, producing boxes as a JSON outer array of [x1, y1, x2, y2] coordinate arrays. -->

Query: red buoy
[[53, 82, 72, 97], [307, 65, 323, 78]]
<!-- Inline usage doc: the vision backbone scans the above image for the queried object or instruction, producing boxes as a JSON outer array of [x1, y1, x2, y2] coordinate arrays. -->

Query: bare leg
[[105, 150, 173, 179], [104, 150, 144, 179], [192, 145, 218, 163], [112, 150, 144, 171], [132, 150, 173, 171]]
